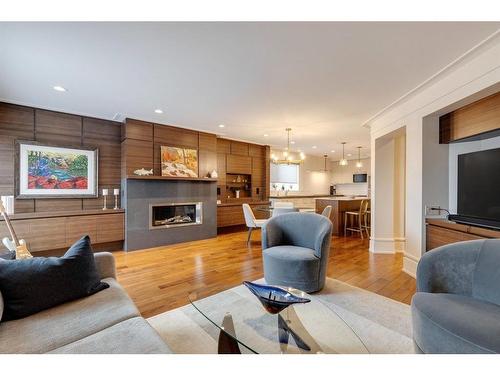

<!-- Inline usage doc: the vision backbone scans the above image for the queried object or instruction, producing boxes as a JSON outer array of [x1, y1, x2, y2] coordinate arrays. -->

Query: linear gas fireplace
[[150, 202, 203, 229]]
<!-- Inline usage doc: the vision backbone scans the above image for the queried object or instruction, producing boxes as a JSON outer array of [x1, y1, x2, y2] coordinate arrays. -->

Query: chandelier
[[271, 128, 305, 164]]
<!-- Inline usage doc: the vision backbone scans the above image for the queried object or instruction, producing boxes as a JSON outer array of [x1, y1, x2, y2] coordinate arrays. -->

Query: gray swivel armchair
[[261, 212, 333, 293], [412, 239, 500, 354]]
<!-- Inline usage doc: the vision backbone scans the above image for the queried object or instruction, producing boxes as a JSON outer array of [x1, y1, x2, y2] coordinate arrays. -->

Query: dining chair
[[242, 204, 267, 245], [321, 205, 332, 219], [344, 200, 369, 239]]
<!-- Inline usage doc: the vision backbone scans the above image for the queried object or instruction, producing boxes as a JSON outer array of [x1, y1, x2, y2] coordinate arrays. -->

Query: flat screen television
[[451, 147, 500, 229], [353, 173, 367, 183]]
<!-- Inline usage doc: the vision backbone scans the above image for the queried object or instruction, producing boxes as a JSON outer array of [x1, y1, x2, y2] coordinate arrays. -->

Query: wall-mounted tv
[[450, 147, 500, 229], [353, 173, 367, 183]]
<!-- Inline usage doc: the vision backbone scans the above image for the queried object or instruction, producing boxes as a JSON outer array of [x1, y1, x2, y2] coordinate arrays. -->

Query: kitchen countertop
[[314, 196, 370, 201], [270, 194, 336, 199]]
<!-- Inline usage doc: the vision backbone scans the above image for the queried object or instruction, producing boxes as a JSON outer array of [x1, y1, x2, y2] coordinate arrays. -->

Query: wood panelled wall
[[0, 102, 122, 213], [121, 118, 218, 178], [216, 138, 270, 203], [440, 91, 500, 143]]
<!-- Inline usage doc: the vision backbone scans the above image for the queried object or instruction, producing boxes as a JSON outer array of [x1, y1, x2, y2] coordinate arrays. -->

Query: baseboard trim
[[402, 255, 418, 279], [369, 237, 406, 254]]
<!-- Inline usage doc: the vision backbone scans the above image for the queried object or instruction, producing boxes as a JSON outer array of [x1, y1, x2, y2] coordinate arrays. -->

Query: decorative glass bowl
[[243, 281, 311, 314]]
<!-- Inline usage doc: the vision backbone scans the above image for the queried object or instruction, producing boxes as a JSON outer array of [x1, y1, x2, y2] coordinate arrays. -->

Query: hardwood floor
[[114, 229, 416, 318]]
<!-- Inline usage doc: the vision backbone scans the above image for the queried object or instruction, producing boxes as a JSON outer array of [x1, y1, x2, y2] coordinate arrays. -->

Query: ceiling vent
[[112, 112, 125, 122]]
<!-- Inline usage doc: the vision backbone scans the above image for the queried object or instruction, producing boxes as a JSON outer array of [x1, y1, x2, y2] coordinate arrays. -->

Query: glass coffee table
[[189, 285, 369, 354]]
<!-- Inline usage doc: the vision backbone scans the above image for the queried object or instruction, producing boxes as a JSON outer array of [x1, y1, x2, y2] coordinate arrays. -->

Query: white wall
[[368, 32, 500, 278], [330, 157, 371, 196], [371, 129, 406, 253], [330, 157, 370, 184], [422, 115, 449, 218], [449, 135, 500, 213]]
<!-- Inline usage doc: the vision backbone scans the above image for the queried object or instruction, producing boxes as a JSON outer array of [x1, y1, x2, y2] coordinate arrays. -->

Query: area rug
[[147, 278, 414, 354]]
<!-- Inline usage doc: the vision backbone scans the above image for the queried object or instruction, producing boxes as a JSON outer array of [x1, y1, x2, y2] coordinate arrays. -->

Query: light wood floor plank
[[114, 229, 416, 318]]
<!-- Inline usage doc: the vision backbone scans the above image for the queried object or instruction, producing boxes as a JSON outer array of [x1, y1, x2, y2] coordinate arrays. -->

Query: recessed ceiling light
[[330, 150, 336, 153], [154, 109, 163, 114], [218, 124, 225, 128], [290, 141, 295, 144], [347, 153, 352, 157], [312, 146, 317, 149], [263, 134, 269, 137], [53, 85, 66, 92]]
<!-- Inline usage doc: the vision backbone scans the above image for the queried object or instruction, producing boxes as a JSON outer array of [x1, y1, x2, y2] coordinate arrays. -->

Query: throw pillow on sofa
[[0, 235, 109, 321]]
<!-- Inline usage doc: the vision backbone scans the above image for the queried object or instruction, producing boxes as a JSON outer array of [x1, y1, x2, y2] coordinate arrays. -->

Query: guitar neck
[[1, 212, 20, 246]]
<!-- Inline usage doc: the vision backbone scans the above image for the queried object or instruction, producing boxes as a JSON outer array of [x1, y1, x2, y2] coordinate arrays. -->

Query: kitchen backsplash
[[335, 183, 369, 196]]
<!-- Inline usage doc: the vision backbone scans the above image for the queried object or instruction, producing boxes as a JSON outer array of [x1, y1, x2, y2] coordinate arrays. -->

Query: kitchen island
[[315, 197, 370, 236]]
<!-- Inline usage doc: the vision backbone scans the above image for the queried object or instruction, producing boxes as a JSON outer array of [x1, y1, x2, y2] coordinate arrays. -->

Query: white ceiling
[[0, 22, 499, 159]]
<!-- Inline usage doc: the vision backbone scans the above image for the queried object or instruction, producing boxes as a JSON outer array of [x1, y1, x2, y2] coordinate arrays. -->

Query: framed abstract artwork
[[161, 146, 198, 178], [16, 141, 98, 198]]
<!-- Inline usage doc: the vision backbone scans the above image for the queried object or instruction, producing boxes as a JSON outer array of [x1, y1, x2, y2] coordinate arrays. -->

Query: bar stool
[[362, 203, 371, 237], [344, 200, 369, 239]]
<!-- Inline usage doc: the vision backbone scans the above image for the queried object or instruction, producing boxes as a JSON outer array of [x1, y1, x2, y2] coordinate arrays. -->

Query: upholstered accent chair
[[412, 239, 500, 354], [261, 212, 333, 293], [242, 204, 267, 245]]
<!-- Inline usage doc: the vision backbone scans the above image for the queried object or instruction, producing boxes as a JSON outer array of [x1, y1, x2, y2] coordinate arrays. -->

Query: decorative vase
[[243, 281, 311, 314], [210, 169, 218, 179]]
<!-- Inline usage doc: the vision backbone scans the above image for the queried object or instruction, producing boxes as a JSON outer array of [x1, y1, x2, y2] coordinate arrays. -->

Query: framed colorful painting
[[161, 146, 198, 178], [16, 141, 98, 198]]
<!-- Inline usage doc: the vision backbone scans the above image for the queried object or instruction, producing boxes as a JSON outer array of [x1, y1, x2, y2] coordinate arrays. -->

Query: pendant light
[[271, 128, 306, 164], [356, 146, 363, 168], [323, 154, 328, 172], [339, 142, 348, 166]]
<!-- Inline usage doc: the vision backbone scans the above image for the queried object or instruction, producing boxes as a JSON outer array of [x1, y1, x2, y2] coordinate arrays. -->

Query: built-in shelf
[[126, 175, 217, 182]]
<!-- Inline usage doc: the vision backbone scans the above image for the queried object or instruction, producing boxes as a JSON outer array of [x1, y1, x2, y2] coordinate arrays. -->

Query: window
[[270, 163, 299, 191]]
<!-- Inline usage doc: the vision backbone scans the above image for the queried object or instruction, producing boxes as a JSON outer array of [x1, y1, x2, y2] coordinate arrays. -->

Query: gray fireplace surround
[[122, 179, 217, 251]]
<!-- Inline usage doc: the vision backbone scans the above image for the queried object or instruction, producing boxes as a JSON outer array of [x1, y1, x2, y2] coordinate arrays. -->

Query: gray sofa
[[0, 252, 171, 354], [262, 212, 332, 293], [412, 239, 500, 354]]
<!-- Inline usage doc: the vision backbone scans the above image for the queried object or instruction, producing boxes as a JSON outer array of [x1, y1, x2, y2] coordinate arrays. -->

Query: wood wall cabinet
[[426, 219, 500, 251], [97, 213, 125, 243], [121, 118, 153, 141], [251, 157, 264, 186], [230, 141, 249, 156], [217, 202, 269, 227], [440, 91, 500, 143], [215, 137, 270, 218], [198, 132, 217, 178], [226, 154, 252, 174], [0, 210, 124, 253], [216, 153, 226, 184], [216, 138, 231, 154]]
